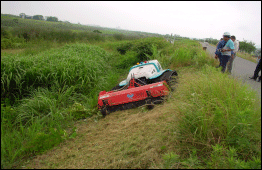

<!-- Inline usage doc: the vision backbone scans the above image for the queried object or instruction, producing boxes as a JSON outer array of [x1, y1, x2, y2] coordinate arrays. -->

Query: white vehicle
[[112, 60, 177, 90]]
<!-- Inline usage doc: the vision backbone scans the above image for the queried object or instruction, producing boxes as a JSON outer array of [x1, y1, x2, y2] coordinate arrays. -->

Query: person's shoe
[[249, 76, 256, 80], [258, 76, 261, 82]]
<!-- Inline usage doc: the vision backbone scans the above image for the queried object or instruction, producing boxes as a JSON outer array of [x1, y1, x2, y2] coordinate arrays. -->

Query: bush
[[24, 128, 65, 154], [113, 33, 125, 40], [115, 51, 138, 69], [117, 42, 133, 55], [1, 27, 12, 39], [133, 40, 153, 61], [1, 38, 12, 49], [1, 36, 26, 49]]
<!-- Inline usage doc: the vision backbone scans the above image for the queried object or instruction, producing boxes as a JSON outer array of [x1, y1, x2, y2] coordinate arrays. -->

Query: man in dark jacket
[[215, 38, 226, 68]]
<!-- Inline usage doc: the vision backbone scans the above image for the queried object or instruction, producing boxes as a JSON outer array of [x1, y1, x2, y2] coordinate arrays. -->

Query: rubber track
[[101, 96, 164, 116]]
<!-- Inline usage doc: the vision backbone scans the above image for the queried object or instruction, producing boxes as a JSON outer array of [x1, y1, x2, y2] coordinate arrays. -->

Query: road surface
[[200, 42, 261, 99]]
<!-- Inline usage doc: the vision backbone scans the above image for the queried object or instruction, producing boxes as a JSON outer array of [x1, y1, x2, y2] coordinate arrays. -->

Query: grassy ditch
[[1, 37, 175, 168], [22, 66, 261, 169], [1, 37, 260, 169]]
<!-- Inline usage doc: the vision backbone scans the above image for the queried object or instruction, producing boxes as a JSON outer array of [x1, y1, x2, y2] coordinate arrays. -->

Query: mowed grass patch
[[22, 100, 180, 169]]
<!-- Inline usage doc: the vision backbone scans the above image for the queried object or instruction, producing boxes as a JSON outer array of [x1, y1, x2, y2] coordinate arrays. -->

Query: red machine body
[[97, 78, 169, 110]]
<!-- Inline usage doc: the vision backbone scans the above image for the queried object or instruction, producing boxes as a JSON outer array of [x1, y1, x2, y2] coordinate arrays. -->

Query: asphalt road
[[200, 42, 261, 99]]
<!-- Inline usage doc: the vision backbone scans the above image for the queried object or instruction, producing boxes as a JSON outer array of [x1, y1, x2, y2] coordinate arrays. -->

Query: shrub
[[24, 128, 65, 154], [117, 42, 133, 55], [115, 51, 138, 69], [113, 33, 125, 40], [1, 38, 12, 49], [1, 27, 12, 39]]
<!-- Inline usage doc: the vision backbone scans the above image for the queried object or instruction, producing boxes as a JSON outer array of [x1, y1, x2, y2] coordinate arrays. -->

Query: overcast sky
[[1, 1, 261, 48]]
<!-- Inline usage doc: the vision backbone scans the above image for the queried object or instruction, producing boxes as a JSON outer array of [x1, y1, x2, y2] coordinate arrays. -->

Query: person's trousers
[[227, 53, 236, 73], [253, 59, 261, 79], [218, 54, 222, 66], [221, 55, 231, 73]]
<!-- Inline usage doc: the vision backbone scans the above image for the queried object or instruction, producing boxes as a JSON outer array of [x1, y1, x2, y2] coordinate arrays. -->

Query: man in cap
[[220, 32, 235, 73]]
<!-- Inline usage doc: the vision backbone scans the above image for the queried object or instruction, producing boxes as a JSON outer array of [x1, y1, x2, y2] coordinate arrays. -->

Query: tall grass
[[97, 37, 173, 69], [145, 39, 216, 69], [237, 51, 258, 63], [1, 43, 121, 168], [169, 65, 261, 168], [1, 43, 115, 104]]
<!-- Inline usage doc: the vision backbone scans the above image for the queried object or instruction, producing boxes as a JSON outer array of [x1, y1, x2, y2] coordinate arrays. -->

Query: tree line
[[19, 13, 59, 22]]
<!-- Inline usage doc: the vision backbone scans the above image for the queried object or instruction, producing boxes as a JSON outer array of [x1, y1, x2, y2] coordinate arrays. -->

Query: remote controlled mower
[[97, 60, 178, 116]]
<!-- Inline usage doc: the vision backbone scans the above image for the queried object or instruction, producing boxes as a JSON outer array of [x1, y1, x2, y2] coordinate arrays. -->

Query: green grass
[[162, 65, 261, 169], [1, 43, 117, 103], [1, 43, 122, 168], [1, 14, 163, 50], [1, 37, 176, 168], [237, 51, 258, 63], [20, 65, 261, 169], [1, 37, 260, 169]]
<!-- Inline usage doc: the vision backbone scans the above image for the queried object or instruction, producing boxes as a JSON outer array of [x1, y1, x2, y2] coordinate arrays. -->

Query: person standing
[[249, 55, 261, 82], [226, 35, 239, 73], [220, 32, 234, 73], [215, 38, 226, 68]]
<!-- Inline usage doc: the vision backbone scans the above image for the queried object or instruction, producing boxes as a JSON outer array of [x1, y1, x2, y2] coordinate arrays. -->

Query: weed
[[162, 152, 180, 169]]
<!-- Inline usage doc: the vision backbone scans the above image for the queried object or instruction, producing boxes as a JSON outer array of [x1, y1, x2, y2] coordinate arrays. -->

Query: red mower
[[97, 60, 178, 116]]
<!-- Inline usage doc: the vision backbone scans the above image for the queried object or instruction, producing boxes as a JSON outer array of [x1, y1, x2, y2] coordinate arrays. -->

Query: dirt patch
[[1, 48, 25, 55]]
